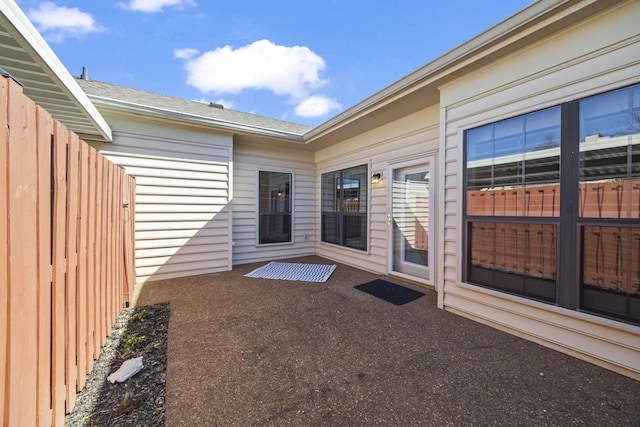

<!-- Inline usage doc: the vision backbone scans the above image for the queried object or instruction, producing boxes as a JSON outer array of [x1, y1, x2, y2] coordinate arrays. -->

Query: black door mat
[[354, 279, 425, 305]]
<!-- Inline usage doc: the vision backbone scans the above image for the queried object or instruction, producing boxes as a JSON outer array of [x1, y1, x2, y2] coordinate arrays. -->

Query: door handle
[[387, 214, 391, 225]]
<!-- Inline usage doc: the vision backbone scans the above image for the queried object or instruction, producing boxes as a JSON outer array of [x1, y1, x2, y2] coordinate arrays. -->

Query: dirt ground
[[66, 302, 169, 426]]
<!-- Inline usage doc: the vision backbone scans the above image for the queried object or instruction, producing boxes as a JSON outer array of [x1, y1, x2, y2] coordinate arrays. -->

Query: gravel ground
[[65, 302, 169, 427], [138, 258, 640, 426]]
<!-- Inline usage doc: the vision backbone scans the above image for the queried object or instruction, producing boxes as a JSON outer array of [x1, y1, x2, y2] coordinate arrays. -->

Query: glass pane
[[494, 116, 524, 157], [579, 84, 640, 218], [466, 107, 560, 217], [468, 221, 557, 302], [493, 160, 522, 188], [321, 171, 340, 212], [321, 213, 339, 244], [581, 226, 640, 323], [259, 171, 291, 213], [467, 125, 493, 162], [344, 215, 366, 250], [469, 221, 496, 273], [525, 106, 561, 152], [342, 165, 368, 214], [580, 88, 634, 140], [259, 213, 291, 244]]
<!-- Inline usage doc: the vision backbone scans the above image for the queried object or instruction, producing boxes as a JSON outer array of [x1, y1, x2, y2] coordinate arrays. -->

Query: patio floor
[[135, 256, 640, 426]]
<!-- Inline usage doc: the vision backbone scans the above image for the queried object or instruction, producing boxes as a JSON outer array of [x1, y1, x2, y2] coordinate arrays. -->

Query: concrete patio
[[135, 256, 640, 426]]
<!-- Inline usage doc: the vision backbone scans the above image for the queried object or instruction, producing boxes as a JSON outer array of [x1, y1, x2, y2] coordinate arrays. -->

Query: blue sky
[[16, 0, 533, 126]]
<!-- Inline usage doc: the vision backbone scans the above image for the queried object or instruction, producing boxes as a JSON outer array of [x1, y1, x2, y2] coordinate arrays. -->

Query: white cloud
[[27, 2, 103, 42], [294, 95, 341, 118], [176, 40, 328, 101], [173, 48, 199, 60], [117, 0, 196, 13]]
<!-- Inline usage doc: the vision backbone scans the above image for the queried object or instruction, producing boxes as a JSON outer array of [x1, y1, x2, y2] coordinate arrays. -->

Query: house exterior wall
[[439, 0, 640, 378], [232, 141, 316, 264], [89, 110, 234, 282], [314, 106, 440, 276]]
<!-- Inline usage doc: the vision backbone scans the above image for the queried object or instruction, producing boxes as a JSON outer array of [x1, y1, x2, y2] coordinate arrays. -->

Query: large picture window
[[259, 171, 292, 244], [321, 164, 368, 250], [464, 83, 640, 325]]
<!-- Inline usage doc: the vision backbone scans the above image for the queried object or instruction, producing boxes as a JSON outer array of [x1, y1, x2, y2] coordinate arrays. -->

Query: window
[[464, 83, 640, 325], [321, 164, 368, 250], [259, 171, 292, 244]]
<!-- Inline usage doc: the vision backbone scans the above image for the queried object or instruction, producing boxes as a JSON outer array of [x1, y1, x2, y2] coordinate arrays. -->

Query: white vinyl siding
[[315, 106, 440, 275], [439, 0, 640, 377], [232, 142, 315, 265], [88, 111, 233, 282]]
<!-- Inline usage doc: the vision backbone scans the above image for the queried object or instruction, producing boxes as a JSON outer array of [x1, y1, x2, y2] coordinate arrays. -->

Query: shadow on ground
[[136, 256, 640, 426]]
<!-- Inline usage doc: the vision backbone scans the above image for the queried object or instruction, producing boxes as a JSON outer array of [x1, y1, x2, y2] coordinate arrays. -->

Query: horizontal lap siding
[[233, 142, 316, 264], [315, 108, 440, 275], [440, 1, 640, 378], [89, 113, 233, 282]]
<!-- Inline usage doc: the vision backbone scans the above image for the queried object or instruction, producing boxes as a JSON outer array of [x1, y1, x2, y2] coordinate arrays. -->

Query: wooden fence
[[1, 76, 136, 426]]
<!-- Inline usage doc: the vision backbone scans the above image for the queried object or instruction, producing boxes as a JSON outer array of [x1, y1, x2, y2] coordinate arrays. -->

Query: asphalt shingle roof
[[75, 78, 312, 138]]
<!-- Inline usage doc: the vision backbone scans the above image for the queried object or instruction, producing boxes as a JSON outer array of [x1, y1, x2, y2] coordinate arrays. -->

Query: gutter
[[88, 95, 307, 143]]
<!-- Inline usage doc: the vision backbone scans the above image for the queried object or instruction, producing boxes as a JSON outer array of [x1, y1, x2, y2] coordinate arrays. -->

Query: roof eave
[[0, 0, 112, 142], [88, 95, 306, 143]]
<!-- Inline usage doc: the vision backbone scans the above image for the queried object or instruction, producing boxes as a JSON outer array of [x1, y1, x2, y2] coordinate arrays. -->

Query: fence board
[[86, 147, 97, 365], [0, 74, 9, 427], [52, 120, 68, 424], [6, 73, 39, 427], [65, 132, 79, 409], [0, 76, 136, 426], [96, 156, 107, 357], [35, 103, 53, 427], [76, 142, 89, 388], [123, 177, 136, 299]]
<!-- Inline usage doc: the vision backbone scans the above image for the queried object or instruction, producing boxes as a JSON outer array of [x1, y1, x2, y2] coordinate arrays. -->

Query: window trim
[[256, 169, 294, 246]]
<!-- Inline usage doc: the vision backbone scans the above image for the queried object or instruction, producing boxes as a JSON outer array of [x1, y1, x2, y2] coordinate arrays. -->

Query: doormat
[[245, 261, 337, 282], [355, 279, 425, 305]]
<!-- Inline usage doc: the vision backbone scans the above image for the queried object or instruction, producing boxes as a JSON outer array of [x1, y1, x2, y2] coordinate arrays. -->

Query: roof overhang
[[88, 96, 307, 147], [0, 1, 112, 142]]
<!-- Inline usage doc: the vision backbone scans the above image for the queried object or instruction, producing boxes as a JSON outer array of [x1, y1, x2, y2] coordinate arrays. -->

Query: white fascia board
[[90, 96, 306, 143], [0, 0, 112, 141]]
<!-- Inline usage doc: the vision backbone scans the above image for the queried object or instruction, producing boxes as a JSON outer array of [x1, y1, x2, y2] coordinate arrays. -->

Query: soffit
[[0, 1, 111, 142]]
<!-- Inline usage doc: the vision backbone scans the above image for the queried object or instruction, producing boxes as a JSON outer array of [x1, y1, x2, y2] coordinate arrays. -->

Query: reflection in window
[[464, 83, 640, 325], [580, 85, 640, 219], [321, 165, 368, 250], [581, 226, 640, 322], [466, 106, 561, 217], [578, 85, 640, 323], [468, 221, 557, 302], [259, 171, 292, 244]]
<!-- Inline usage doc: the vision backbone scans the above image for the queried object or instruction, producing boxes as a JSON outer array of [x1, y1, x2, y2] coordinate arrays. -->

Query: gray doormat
[[355, 279, 425, 305]]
